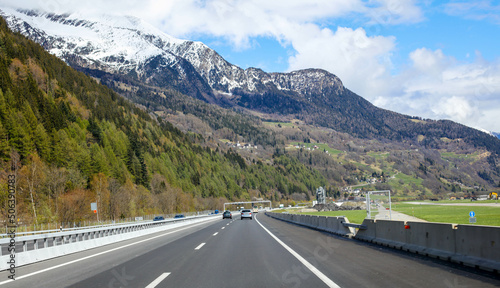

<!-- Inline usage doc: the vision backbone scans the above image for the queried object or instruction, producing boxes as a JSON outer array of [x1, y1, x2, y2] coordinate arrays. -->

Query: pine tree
[[34, 123, 50, 160], [0, 121, 10, 162]]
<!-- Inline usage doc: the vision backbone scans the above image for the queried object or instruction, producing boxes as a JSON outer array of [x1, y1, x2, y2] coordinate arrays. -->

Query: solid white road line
[[145, 272, 171, 288], [194, 243, 206, 250], [255, 216, 341, 288], [0, 219, 218, 286]]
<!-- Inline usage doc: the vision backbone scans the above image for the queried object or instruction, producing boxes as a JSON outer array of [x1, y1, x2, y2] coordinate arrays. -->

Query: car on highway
[[153, 216, 164, 221], [240, 209, 252, 220], [222, 210, 232, 219], [174, 214, 185, 219]]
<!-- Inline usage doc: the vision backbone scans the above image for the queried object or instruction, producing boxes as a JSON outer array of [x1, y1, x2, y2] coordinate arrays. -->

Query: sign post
[[91, 202, 98, 222], [469, 211, 476, 224]]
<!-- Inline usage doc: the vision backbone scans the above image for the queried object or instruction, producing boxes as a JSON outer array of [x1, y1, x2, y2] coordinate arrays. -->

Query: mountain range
[[2, 8, 500, 157]]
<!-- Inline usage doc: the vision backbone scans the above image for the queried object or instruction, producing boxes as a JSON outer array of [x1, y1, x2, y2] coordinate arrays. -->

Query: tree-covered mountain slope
[[0, 18, 326, 225]]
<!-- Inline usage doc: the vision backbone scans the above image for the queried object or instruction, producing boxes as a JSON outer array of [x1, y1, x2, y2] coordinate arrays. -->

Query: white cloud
[[432, 96, 478, 123], [287, 26, 396, 98], [444, 0, 500, 24], [3, 0, 500, 132], [382, 49, 500, 132], [366, 0, 424, 25]]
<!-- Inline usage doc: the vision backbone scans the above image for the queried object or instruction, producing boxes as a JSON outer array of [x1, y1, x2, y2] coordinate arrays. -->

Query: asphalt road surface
[[0, 213, 498, 287]]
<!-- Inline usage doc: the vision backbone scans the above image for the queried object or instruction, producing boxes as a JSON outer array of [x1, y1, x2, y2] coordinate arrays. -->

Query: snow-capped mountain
[[1, 7, 345, 101], [2, 6, 500, 153]]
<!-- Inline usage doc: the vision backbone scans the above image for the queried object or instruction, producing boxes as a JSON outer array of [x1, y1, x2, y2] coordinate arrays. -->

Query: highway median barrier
[[453, 224, 500, 271], [266, 211, 500, 273], [354, 219, 500, 273], [265, 212, 354, 237]]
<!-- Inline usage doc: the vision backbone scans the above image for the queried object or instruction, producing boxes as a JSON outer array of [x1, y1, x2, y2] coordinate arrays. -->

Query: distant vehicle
[[252, 206, 258, 213], [214, 209, 219, 214], [241, 209, 252, 220], [174, 214, 185, 219], [222, 211, 232, 219], [153, 216, 164, 221], [488, 192, 498, 200], [279, 204, 284, 208]]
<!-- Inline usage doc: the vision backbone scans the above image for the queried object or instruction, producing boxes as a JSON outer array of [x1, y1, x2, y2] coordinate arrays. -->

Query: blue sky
[[4, 0, 500, 132]]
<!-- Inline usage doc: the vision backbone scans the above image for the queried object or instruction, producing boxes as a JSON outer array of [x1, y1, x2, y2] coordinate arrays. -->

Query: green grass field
[[289, 142, 343, 155], [440, 151, 480, 162], [416, 199, 499, 204], [392, 202, 500, 226]]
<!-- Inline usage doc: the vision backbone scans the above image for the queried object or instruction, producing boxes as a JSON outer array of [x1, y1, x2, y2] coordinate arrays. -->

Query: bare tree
[[20, 153, 45, 226], [45, 166, 67, 215]]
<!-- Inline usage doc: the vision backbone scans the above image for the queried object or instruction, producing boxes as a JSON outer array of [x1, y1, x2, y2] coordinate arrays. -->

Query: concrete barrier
[[310, 216, 319, 229], [265, 212, 353, 237], [337, 217, 355, 236], [373, 220, 407, 249], [453, 224, 500, 271], [354, 219, 377, 242], [403, 222, 457, 260], [325, 217, 339, 234], [318, 216, 328, 231], [354, 219, 500, 272]]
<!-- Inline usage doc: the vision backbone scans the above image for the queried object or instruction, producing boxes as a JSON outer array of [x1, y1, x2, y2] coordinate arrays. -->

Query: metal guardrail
[[0, 215, 213, 256], [0, 220, 149, 238], [0, 210, 216, 238]]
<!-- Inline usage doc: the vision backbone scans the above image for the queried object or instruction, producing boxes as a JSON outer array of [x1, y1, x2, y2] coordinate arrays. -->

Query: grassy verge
[[392, 202, 500, 226], [410, 199, 500, 204]]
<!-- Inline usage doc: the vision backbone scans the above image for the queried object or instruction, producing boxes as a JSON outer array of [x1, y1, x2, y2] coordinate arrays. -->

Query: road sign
[[91, 202, 97, 211], [469, 211, 475, 217]]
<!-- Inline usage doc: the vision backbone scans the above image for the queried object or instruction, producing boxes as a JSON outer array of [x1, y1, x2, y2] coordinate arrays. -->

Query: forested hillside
[[0, 18, 326, 226]]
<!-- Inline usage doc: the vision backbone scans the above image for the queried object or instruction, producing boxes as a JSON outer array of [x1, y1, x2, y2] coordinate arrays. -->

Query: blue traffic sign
[[469, 211, 475, 217]]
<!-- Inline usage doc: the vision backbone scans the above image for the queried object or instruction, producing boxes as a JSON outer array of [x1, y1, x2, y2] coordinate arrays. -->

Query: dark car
[[222, 211, 232, 219], [174, 214, 185, 219], [153, 216, 164, 221]]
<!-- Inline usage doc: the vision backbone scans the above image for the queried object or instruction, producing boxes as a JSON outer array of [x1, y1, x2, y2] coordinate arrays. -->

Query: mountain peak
[[2, 8, 346, 99], [2, 7, 187, 72]]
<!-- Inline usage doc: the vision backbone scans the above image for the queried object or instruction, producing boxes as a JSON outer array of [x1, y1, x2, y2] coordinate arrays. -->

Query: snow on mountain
[[0, 7, 346, 98], [1, 7, 184, 73]]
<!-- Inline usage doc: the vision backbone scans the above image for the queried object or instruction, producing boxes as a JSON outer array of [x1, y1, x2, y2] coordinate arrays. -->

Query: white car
[[240, 209, 253, 220]]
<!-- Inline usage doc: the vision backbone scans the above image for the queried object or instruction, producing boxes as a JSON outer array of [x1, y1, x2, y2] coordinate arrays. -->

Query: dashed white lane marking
[[213, 232, 218, 236], [145, 272, 171, 288], [221, 227, 225, 229], [195, 243, 206, 250]]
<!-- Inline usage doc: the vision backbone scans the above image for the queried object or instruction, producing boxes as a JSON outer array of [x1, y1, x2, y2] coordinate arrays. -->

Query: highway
[[0, 213, 499, 287]]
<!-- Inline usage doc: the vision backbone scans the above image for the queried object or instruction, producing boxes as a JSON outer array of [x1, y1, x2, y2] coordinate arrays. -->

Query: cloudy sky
[[2, 0, 500, 132]]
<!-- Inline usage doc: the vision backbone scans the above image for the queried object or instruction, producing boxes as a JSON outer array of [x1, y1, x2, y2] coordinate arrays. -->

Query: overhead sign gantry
[[223, 200, 272, 211]]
